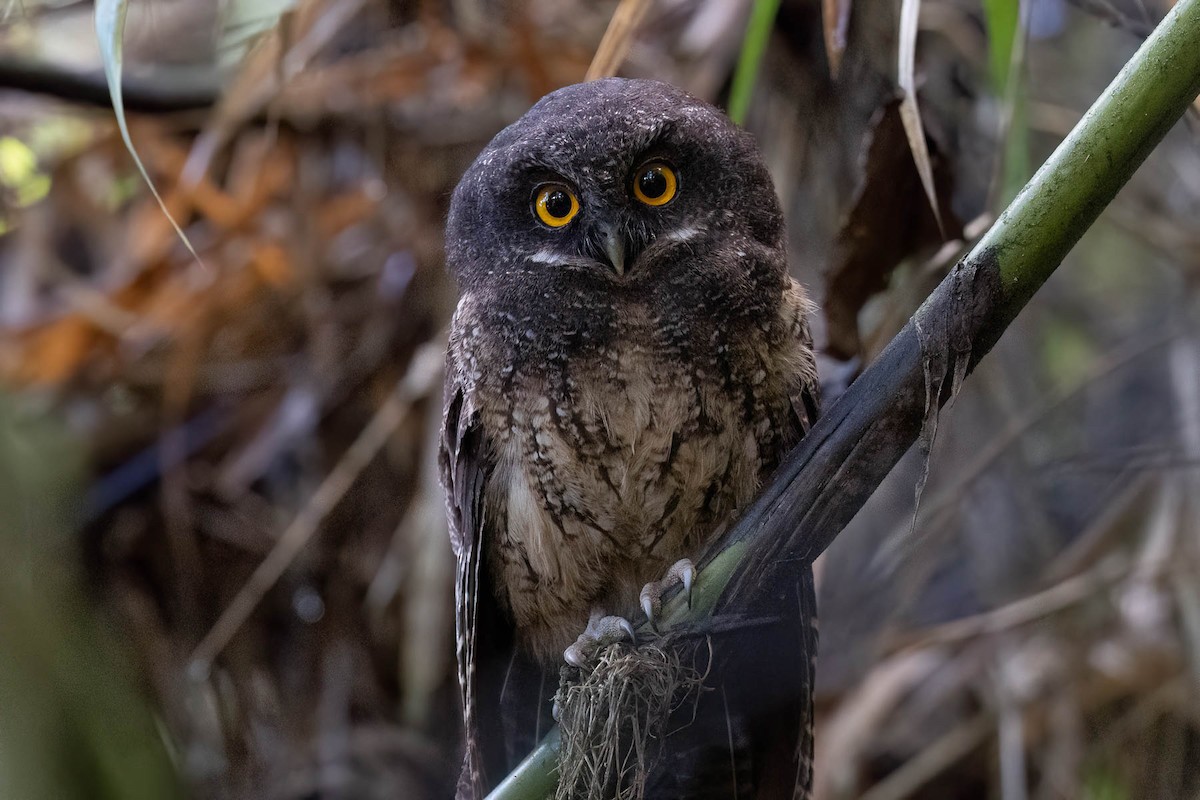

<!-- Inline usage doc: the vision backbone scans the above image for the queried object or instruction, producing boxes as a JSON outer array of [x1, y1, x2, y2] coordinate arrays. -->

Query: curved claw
[[613, 615, 637, 643], [563, 613, 637, 667], [640, 558, 697, 626], [564, 641, 588, 668], [640, 586, 658, 626], [673, 559, 695, 608]]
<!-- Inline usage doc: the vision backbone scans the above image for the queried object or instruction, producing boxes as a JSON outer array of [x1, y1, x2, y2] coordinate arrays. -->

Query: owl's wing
[[787, 282, 821, 799], [755, 276, 821, 799], [440, 372, 493, 799], [787, 280, 821, 799], [442, 342, 557, 798]]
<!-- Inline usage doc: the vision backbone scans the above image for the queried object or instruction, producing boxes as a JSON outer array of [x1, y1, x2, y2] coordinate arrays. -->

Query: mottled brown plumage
[[441, 78, 819, 798]]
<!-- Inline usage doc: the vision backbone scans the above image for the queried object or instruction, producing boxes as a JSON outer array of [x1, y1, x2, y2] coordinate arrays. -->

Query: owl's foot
[[563, 610, 636, 668], [640, 558, 695, 630]]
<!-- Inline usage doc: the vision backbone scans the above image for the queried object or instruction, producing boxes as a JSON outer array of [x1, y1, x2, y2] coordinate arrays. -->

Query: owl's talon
[[639, 558, 696, 625], [640, 594, 657, 627], [563, 613, 637, 667]]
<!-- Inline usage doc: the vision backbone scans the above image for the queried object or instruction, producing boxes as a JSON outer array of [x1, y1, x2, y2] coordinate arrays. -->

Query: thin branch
[[585, 0, 652, 81], [858, 714, 993, 800], [0, 57, 219, 112], [1066, 0, 1156, 38], [187, 342, 443, 677]]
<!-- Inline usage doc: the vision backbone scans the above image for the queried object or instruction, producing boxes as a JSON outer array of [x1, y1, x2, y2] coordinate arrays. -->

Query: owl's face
[[446, 79, 783, 293]]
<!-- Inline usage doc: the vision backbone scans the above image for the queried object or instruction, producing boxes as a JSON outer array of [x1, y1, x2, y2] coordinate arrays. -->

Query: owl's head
[[446, 78, 783, 290]]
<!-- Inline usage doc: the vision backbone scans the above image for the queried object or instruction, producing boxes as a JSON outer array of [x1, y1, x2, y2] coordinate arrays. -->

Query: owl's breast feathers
[[445, 268, 817, 662]]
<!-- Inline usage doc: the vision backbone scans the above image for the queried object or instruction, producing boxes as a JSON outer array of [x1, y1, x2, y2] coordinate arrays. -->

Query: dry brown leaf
[[9, 316, 99, 385], [317, 190, 381, 239], [144, 135, 261, 232], [821, 100, 960, 359], [253, 242, 294, 288]]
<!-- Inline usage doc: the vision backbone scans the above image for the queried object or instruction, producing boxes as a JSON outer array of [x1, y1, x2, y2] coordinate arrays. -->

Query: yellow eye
[[632, 162, 677, 206], [534, 184, 580, 227]]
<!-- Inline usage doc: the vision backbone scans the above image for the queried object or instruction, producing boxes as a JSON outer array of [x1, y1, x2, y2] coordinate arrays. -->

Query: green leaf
[[95, 0, 205, 267], [0, 397, 182, 800], [899, 0, 945, 235], [728, 0, 782, 125], [983, 0, 1020, 93], [217, 0, 298, 68], [985, 0, 1029, 204], [0, 136, 47, 206], [1084, 764, 1129, 800]]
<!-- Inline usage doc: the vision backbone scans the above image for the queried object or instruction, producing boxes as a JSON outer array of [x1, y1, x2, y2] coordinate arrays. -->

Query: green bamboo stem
[[985, 2, 1200, 312], [486, 728, 562, 800], [487, 3, 1200, 797]]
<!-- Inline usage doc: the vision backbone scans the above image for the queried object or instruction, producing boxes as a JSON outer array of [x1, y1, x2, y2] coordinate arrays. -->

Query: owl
[[441, 78, 820, 799]]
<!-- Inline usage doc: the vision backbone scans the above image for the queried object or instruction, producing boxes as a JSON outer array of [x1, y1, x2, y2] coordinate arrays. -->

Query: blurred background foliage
[[0, 0, 1197, 798]]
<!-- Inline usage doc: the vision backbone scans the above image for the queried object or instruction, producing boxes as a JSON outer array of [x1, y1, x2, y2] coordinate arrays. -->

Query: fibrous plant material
[[554, 638, 708, 800], [906, 248, 1003, 541]]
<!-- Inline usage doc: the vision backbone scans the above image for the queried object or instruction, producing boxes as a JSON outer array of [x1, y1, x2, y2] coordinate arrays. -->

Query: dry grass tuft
[[554, 637, 709, 800]]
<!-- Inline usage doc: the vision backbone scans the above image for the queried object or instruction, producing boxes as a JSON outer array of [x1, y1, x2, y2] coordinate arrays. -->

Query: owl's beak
[[602, 228, 626, 276]]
